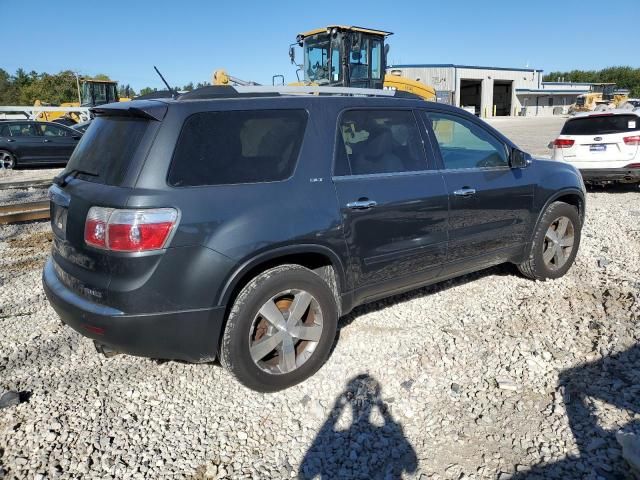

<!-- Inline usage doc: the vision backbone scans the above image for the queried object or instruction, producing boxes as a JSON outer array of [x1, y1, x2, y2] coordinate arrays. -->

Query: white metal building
[[388, 64, 590, 117]]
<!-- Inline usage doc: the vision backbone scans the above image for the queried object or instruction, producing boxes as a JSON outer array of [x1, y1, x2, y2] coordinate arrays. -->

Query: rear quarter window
[[168, 109, 308, 187], [561, 114, 639, 135]]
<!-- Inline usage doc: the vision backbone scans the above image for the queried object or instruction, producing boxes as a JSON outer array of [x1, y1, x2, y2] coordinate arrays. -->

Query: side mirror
[[510, 148, 530, 168], [289, 46, 296, 65], [547, 141, 554, 149], [384, 43, 390, 60]]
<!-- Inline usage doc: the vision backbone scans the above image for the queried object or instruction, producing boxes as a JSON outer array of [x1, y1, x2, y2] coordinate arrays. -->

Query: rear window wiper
[[53, 168, 99, 187]]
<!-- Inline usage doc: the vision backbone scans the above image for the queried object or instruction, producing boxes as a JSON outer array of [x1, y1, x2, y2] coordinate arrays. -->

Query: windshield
[[304, 35, 331, 84], [80, 83, 92, 105]]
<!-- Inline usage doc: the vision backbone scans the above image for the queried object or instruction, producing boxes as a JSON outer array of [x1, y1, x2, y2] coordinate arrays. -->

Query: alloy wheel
[[0, 151, 15, 169], [248, 289, 324, 375], [542, 216, 575, 270]]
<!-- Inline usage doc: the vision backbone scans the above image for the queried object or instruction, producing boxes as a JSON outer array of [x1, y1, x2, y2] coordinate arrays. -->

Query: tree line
[[3, 66, 639, 105], [0, 68, 208, 105], [543, 66, 640, 97]]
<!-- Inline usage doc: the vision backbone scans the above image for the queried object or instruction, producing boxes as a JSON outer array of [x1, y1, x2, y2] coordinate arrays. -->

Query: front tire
[[220, 264, 338, 392], [0, 150, 16, 169], [518, 201, 581, 280]]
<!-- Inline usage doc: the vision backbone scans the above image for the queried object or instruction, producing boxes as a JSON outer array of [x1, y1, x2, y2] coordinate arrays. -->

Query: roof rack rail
[[177, 85, 398, 101], [234, 86, 396, 97]]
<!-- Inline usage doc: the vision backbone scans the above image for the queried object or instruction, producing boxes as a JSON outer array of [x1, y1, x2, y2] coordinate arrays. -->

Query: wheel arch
[[529, 187, 585, 246], [217, 244, 347, 315]]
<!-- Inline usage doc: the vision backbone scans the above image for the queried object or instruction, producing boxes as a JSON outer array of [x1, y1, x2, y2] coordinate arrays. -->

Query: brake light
[[623, 135, 640, 145], [625, 163, 640, 169], [554, 138, 575, 148], [84, 207, 178, 252]]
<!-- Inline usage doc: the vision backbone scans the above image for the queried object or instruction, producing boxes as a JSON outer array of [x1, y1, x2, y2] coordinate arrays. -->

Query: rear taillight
[[623, 135, 640, 145], [84, 207, 178, 252], [554, 138, 575, 148], [624, 163, 640, 169]]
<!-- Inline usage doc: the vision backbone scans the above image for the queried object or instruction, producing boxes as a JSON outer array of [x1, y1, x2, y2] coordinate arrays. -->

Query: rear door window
[[8, 123, 39, 137], [40, 124, 72, 137], [64, 116, 149, 185], [335, 110, 428, 176], [168, 110, 308, 187], [561, 115, 639, 135]]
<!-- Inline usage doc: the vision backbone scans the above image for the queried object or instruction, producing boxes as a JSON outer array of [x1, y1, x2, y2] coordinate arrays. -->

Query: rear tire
[[220, 264, 338, 392], [518, 201, 581, 280], [0, 150, 16, 169]]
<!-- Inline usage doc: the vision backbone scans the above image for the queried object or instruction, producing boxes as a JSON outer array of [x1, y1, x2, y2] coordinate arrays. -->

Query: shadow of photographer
[[299, 374, 418, 479], [512, 343, 640, 478]]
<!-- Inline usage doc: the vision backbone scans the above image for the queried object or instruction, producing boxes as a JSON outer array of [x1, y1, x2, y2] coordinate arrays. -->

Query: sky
[[3, 0, 639, 91]]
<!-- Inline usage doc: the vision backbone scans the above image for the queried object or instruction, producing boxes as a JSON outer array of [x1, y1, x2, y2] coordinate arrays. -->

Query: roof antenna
[[153, 66, 179, 99]]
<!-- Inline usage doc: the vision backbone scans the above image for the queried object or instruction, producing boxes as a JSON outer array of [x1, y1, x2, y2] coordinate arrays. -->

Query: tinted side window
[[425, 112, 508, 169], [169, 110, 308, 187], [8, 124, 39, 137], [561, 115, 639, 135], [40, 124, 70, 137], [0, 125, 8, 137], [337, 110, 427, 176]]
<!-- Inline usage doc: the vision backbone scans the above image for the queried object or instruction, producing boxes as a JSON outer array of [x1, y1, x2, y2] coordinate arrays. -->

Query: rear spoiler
[[91, 100, 167, 121]]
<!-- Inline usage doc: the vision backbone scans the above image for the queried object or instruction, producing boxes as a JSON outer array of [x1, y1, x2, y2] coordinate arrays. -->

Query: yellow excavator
[[214, 25, 436, 101]]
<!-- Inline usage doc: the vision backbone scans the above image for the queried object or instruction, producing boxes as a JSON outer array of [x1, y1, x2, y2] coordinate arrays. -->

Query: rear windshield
[[561, 114, 639, 135], [64, 116, 149, 185], [168, 109, 308, 187]]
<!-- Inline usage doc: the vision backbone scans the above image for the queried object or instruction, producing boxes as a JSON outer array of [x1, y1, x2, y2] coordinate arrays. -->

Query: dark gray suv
[[43, 86, 586, 391]]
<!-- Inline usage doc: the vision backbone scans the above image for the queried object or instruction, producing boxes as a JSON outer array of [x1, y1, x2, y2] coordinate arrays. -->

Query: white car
[[551, 110, 640, 184]]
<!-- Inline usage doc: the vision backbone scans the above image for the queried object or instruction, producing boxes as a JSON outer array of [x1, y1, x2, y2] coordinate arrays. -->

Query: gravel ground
[[1, 118, 640, 479], [0, 166, 59, 206], [0, 168, 61, 186]]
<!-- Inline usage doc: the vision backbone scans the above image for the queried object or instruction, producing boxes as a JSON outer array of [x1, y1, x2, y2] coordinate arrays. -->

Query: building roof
[[516, 88, 589, 95], [391, 63, 543, 73], [542, 82, 594, 86]]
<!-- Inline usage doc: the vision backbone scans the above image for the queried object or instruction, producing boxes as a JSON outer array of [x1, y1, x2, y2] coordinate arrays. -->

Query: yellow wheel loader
[[213, 25, 436, 101], [35, 78, 130, 124], [571, 83, 629, 113], [290, 25, 435, 100]]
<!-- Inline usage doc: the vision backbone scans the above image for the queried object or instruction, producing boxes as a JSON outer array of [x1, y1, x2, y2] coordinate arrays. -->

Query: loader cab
[[295, 26, 391, 89], [591, 83, 616, 102], [80, 79, 119, 107]]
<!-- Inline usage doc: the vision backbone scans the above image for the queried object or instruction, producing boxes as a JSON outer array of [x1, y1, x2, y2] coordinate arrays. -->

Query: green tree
[[138, 87, 156, 96], [543, 67, 640, 97]]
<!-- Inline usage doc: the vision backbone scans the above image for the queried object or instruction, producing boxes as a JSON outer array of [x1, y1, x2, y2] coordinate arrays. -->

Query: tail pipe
[[94, 341, 121, 358]]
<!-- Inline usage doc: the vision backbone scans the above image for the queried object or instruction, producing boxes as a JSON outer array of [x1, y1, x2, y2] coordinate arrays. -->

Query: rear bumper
[[42, 258, 225, 362], [579, 167, 640, 182]]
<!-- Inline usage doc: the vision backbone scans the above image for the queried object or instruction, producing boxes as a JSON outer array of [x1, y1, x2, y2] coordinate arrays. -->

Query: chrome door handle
[[6, 139, 15, 142], [346, 199, 377, 210], [43, 139, 51, 143], [453, 188, 476, 197]]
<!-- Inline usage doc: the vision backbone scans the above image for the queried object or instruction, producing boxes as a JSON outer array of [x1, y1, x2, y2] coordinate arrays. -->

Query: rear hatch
[[49, 101, 166, 306], [557, 114, 639, 166]]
